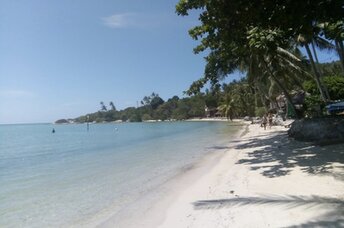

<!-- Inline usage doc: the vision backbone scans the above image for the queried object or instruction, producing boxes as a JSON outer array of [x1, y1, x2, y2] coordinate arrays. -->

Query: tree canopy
[[176, 0, 344, 118]]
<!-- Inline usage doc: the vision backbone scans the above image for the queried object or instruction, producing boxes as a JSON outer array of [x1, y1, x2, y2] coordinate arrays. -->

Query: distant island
[[55, 92, 218, 124]]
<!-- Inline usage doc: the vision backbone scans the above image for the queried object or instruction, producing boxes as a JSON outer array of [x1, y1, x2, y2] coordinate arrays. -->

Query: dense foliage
[[67, 59, 344, 124], [176, 0, 344, 118], [304, 76, 344, 101], [303, 74, 344, 116], [73, 93, 209, 123]]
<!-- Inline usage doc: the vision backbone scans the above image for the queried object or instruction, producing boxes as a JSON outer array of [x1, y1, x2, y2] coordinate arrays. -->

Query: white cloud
[[102, 13, 135, 29], [101, 12, 180, 29], [101, 12, 197, 30]]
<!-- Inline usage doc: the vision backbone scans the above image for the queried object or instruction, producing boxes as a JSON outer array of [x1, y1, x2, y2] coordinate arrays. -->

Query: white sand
[[100, 122, 344, 228]]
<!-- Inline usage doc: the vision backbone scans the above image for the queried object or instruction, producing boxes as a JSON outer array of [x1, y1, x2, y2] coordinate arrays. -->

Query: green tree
[[304, 76, 344, 101], [187, 95, 206, 117], [221, 79, 255, 117], [141, 92, 165, 110], [176, 0, 344, 117], [218, 95, 236, 120], [321, 21, 344, 73], [172, 105, 189, 120], [319, 61, 344, 77], [142, 113, 152, 121], [297, 34, 330, 102]]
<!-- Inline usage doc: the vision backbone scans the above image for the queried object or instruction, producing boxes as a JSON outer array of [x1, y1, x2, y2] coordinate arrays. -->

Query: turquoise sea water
[[0, 122, 240, 227]]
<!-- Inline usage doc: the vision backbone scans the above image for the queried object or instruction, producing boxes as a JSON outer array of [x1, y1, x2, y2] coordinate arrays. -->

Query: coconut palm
[[218, 95, 236, 121], [100, 101, 107, 111], [297, 34, 330, 102], [245, 27, 307, 118], [320, 21, 344, 74], [109, 101, 116, 111]]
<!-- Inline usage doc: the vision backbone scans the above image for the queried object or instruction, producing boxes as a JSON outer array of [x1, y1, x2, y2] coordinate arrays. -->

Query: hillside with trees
[[60, 60, 343, 124], [70, 93, 211, 123]]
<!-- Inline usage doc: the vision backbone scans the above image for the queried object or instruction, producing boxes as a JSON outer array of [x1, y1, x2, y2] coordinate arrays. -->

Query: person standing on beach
[[268, 113, 273, 129], [262, 114, 267, 130]]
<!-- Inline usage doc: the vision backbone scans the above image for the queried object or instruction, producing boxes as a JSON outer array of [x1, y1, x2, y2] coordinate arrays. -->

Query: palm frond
[[277, 47, 302, 63], [313, 36, 336, 51]]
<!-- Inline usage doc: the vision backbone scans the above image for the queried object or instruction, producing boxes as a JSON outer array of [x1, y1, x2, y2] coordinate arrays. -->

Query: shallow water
[[0, 121, 240, 227]]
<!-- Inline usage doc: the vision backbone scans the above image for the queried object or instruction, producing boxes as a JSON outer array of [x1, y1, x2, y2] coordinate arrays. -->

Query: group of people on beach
[[261, 113, 273, 130]]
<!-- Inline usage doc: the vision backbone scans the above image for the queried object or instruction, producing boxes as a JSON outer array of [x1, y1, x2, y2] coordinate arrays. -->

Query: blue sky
[[0, 0, 339, 124]]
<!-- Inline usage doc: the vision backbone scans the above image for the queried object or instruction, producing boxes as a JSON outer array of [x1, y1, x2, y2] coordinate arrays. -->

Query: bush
[[303, 95, 326, 118], [255, 107, 266, 117], [304, 76, 344, 101], [95, 117, 105, 123], [129, 114, 141, 122], [324, 76, 344, 100], [142, 114, 152, 121]]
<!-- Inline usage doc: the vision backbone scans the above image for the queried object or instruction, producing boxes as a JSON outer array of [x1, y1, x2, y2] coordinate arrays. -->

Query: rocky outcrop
[[288, 117, 344, 145]]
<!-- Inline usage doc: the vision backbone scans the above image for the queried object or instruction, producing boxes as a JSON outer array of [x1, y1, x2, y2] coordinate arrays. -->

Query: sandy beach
[[101, 121, 344, 228], [160, 123, 344, 227]]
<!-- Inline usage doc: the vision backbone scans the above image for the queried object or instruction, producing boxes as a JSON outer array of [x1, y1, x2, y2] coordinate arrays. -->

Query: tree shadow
[[193, 195, 344, 227], [235, 131, 344, 179]]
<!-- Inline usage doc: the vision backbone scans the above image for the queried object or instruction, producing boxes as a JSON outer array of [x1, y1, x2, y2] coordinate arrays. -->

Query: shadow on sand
[[193, 195, 344, 227], [196, 129, 344, 227], [235, 130, 344, 179]]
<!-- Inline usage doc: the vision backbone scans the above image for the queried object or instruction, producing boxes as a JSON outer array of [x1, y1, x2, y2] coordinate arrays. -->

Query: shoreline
[[53, 117, 240, 125], [87, 121, 248, 228], [157, 123, 344, 227], [99, 121, 344, 227], [89, 121, 344, 227]]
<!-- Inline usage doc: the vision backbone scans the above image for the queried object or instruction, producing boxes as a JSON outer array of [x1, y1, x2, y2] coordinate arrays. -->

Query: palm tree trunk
[[311, 41, 331, 99], [255, 82, 269, 111], [262, 59, 300, 119], [254, 86, 259, 108], [336, 40, 344, 74], [304, 43, 329, 102], [311, 41, 320, 65], [341, 41, 344, 74], [288, 73, 304, 90]]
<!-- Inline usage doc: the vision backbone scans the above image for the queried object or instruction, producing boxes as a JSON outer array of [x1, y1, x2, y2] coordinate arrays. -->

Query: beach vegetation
[[142, 113, 153, 121], [72, 93, 206, 123], [303, 75, 344, 117], [175, 0, 344, 119], [304, 76, 344, 101], [141, 92, 165, 110], [255, 107, 266, 118], [68, 61, 344, 123]]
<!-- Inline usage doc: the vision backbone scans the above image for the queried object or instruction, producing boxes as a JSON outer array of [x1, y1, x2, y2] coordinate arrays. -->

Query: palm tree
[[304, 36, 332, 100], [109, 101, 116, 111], [297, 34, 330, 102], [218, 95, 236, 121], [100, 101, 107, 111], [243, 28, 299, 117], [321, 21, 344, 74], [311, 36, 335, 68]]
